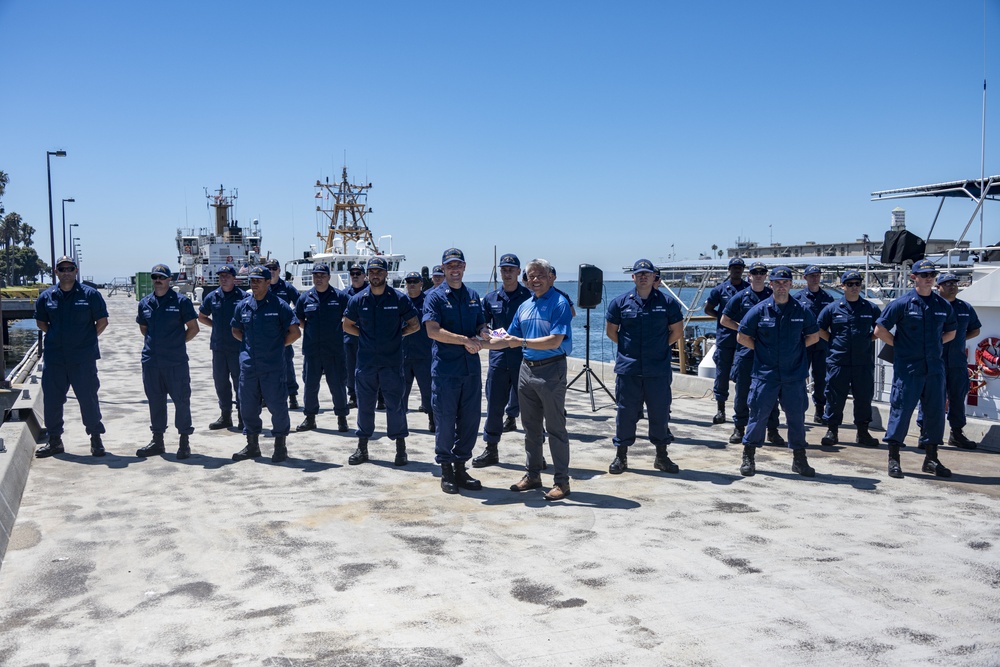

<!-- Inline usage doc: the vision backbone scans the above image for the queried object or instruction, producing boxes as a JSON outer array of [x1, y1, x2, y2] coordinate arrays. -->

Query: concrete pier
[[0, 292, 998, 665]]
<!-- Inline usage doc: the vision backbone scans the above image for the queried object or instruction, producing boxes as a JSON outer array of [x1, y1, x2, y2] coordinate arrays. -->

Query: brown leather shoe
[[509, 474, 542, 492], [543, 483, 571, 501]]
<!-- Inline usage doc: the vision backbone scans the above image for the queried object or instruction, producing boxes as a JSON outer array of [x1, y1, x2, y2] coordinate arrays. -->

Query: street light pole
[[46, 149, 67, 283], [69, 223, 80, 264], [61, 197, 75, 256]]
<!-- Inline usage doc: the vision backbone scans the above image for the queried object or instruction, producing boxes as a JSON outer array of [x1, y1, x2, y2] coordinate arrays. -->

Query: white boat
[[285, 167, 405, 291]]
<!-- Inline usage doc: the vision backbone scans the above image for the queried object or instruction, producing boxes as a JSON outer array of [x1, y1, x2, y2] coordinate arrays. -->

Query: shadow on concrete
[[478, 487, 642, 509], [750, 469, 881, 490], [49, 452, 145, 469], [900, 471, 1000, 485], [615, 467, 744, 486], [255, 457, 340, 472]]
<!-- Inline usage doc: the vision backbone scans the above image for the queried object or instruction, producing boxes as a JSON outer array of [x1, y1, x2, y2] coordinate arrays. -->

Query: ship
[[175, 185, 265, 295], [285, 166, 405, 291]]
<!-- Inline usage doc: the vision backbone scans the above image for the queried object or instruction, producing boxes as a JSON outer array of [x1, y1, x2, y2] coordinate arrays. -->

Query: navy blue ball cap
[[937, 272, 959, 285], [632, 258, 655, 274], [248, 266, 270, 280], [56, 255, 76, 269], [804, 265, 821, 276], [911, 259, 938, 274], [728, 257, 746, 267], [432, 265, 444, 276], [748, 261, 768, 272], [311, 263, 330, 274], [840, 270, 862, 283], [768, 266, 793, 280], [349, 263, 365, 273], [442, 248, 465, 264], [367, 256, 389, 271], [404, 271, 422, 281], [499, 253, 520, 268], [264, 258, 280, 270], [217, 264, 237, 276], [150, 264, 172, 278]]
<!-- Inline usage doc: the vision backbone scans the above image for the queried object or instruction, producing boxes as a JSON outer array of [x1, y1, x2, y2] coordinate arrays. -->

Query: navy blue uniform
[[705, 278, 749, 402], [793, 287, 835, 411], [35, 282, 108, 438], [402, 291, 433, 413], [345, 287, 418, 440], [918, 298, 981, 432], [295, 286, 350, 418], [269, 279, 300, 399], [738, 297, 818, 449], [232, 292, 298, 437], [817, 297, 881, 428], [481, 284, 532, 444], [343, 284, 364, 401], [876, 290, 957, 446], [423, 283, 486, 463], [199, 285, 246, 414], [136, 290, 198, 436], [606, 287, 683, 448], [723, 286, 779, 430]]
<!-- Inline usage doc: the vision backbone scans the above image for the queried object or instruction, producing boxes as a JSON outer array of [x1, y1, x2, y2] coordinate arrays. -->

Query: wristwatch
[[521, 338, 528, 349]]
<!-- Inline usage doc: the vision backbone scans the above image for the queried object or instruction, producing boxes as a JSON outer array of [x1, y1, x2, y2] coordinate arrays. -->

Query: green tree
[[2, 212, 22, 287]]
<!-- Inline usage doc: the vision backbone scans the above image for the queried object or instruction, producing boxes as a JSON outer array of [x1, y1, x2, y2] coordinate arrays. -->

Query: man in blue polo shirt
[[294, 263, 351, 433], [197, 265, 246, 431], [501, 258, 574, 501], [402, 271, 434, 432], [704, 257, 748, 425], [793, 265, 835, 424], [737, 266, 820, 478], [34, 255, 109, 458], [266, 258, 301, 410], [424, 248, 491, 494], [343, 257, 420, 466], [472, 252, 532, 468], [231, 266, 301, 463], [136, 264, 199, 460]]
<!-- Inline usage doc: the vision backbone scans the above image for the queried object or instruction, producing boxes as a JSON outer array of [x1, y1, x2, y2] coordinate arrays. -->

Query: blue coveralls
[[402, 291, 433, 412], [793, 287, 835, 411], [295, 286, 350, 418], [423, 283, 486, 463], [35, 282, 109, 438], [705, 278, 749, 402], [269, 279, 300, 399], [345, 287, 417, 440], [739, 297, 818, 449], [606, 287, 683, 448], [917, 298, 981, 432], [817, 297, 881, 427], [232, 292, 298, 437], [876, 290, 957, 446], [481, 284, 532, 444], [136, 290, 197, 436], [723, 286, 779, 430], [343, 284, 364, 401], [199, 285, 246, 414]]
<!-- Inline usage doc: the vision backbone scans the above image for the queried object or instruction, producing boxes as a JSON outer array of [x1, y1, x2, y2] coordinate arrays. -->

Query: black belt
[[523, 354, 566, 368]]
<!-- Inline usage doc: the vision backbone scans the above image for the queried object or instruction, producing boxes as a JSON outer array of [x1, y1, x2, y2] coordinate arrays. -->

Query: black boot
[[428, 412, 436, 433], [472, 443, 499, 468], [348, 438, 369, 465], [855, 423, 879, 447], [949, 429, 977, 450], [272, 436, 288, 463], [454, 461, 482, 490], [767, 427, 785, 446], [288, 395, 299, 410], [440, 463, 459, 494], [209, 412, 232, 430], [347, 394, 357, 409], [394, 438, 408, 466], [887, 443, 903, 478], [712, 400, 727, 425], [729, 425, 745, 444], [503, 415, 517, 432], [608, 445, 629, 474], [740, 445, 755, 476], [337, 415, 349, 432], [36, 435, 65, 458], [792, 448, 815, 477], [90, 434, 106, 457], [176, 434, 191, 460], [233, 434, 262, 461], [922, 443, 952, 477], [813, 407, 826, 425], [821, 427, 838, 446], [137, 433, 166, 457], [296, 414, 317, 432], [654, 444, 679, 473]]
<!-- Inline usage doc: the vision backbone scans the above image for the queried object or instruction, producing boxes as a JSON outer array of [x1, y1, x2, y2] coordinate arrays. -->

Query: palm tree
[[2, 212, 21, 287], [0, 170, 9, 199]]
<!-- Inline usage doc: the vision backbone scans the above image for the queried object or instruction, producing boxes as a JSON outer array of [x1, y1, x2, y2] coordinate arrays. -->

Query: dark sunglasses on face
[[350, 272, 364, 277], [844, 281, 862, 287], [57, 267, 75, 273], [405, 279, 421, 284], [750, 270, 767, 276]]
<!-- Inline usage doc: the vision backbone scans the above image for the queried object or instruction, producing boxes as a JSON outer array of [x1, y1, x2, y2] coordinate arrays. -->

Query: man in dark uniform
[[424, 248, 490, 494], [231, 266, 301, 463], [704, 257, 748, 425], [737, 266, 820, 477], [605, 259, 685, 475], [793, 265, 835, 424], [816, 270, 881, 447], [343, 263, 368, 408], [266, 258, 300, 410], [136, 264, 199, 459], [402, 271, 434, 432], [430, 264, 445, 290], [874, 259, 957, 479], [343, 257, 420, 466], [721, 261, 782, 446], [34, 255, 109, 458], [197, 265, 245, 431], [294, 263, 350, 433], [472, 253, 532, 468]]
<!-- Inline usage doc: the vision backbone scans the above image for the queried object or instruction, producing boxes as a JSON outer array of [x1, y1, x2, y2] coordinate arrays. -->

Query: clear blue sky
[[3, 0, 998, 282]]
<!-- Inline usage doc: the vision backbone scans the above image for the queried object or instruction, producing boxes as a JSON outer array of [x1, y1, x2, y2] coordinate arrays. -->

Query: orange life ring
[[975, 337, 1000, 378]]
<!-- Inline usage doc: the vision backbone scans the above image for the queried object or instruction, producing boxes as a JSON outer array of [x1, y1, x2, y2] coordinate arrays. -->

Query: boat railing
[[945, 245, 1000, 267]]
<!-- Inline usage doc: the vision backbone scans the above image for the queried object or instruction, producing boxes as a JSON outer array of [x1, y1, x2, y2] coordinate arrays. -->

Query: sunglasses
[[405, 279, 421, 284], [56, 266, 76, 273], [844, 281, 862, 287], [350, 272, 364, 277], [749, 270, 767, 276], [152, 276, 170, 281]]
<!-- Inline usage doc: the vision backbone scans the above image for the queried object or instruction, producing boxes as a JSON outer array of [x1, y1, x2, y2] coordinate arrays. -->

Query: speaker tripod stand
[[566, 307, 615, 411]]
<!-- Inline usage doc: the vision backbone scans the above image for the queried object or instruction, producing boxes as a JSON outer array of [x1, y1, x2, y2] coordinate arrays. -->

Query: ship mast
[[205, 185, 238, 238], [315, 167, 376, 254]]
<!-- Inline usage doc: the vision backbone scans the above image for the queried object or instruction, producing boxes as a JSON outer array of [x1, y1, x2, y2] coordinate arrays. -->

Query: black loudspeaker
[[881, 230, 926, 265], [578, 264, 603, 309]]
